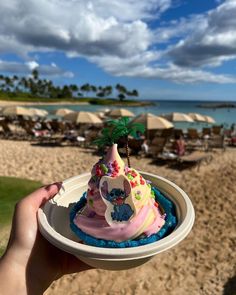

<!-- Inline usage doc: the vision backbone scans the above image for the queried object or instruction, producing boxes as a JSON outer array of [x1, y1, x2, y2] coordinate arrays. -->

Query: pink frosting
[[74, 205, 165, 242], [74, 144, 166, 242]]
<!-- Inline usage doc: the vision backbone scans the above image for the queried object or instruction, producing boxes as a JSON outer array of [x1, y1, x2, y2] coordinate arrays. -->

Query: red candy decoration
[[130, 180, 138, 188], [140, 175, 145, 185], [95, 165, 103, 177]]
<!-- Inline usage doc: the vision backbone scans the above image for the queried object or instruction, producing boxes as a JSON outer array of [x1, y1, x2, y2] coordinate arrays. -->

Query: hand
[[0, 183, 91, 295]]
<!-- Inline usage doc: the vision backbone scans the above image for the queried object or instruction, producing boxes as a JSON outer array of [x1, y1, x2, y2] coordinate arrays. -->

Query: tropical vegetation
[[0, 70, 139, 102]]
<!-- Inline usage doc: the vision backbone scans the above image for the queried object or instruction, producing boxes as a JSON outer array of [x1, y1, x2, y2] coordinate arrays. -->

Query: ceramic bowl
[[38, 172, 195, 270]]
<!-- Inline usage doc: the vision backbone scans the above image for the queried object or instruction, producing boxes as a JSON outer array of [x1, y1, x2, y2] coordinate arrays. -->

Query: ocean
[[29, 100, 236, 130]]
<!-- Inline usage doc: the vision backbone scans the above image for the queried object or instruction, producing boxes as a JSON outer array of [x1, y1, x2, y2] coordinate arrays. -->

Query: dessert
[[70, 144, 177, 248]]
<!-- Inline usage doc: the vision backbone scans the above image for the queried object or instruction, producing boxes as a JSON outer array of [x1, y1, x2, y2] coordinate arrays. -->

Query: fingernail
[[45, 182, 62, 191], [53, 182, 63, 190]]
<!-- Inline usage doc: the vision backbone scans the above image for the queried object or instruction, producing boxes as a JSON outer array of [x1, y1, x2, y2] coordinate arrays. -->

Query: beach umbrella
[[162, 112, 194, 122], [64, 111, 103, 124], [132, 113, 173, 129], [2, 106, 33, 117], [107, 108, 135, 118], [94, 111, 106, 119], [51, 108, 74, 117], [188, 113, 206, 122], [29, 108, 48, 117], [204, 115, 216, 124]]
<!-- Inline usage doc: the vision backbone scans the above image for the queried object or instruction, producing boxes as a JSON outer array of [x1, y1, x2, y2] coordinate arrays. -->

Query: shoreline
[[0, 100, 153, 107], [0, 100, 90, 107]]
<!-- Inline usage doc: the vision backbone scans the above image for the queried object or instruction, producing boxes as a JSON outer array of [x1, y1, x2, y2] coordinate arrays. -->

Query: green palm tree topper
[[108, 117, 145, 167]]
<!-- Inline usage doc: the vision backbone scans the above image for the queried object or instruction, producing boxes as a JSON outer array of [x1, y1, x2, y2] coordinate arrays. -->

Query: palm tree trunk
[[125, 136, 131, 168]]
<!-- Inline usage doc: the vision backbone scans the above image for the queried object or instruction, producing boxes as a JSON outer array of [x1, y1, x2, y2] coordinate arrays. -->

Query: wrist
[[0, 250, 27, 295], [0, 248, 46, 295]]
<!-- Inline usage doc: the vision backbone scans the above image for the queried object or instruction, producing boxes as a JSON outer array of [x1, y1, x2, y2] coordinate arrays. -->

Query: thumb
[[19, 182, 62, 211]]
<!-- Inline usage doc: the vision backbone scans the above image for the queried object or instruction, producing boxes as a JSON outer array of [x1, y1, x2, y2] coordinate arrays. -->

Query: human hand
[[0, 183, 91, 295]]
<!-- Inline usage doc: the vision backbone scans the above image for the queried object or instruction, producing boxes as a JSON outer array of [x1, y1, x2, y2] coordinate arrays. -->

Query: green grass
[[0, 176, 42, 226]]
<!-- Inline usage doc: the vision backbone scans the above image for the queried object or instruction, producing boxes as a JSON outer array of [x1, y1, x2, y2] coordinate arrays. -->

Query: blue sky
[[0, 0, 236, 101]]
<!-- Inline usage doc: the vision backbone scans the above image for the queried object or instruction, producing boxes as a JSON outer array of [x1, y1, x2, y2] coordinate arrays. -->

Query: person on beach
[[0, 183, 91, 295], [141, 139, 149, 155], [173, 134, 186, 156]]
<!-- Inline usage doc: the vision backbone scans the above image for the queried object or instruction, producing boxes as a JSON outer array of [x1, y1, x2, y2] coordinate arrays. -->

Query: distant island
[[0, 70, 153, 106], [198, 102, 236, 109]]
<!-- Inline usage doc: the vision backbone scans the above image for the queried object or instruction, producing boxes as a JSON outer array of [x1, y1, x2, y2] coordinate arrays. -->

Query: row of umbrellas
[[0, 106, 216, 127]]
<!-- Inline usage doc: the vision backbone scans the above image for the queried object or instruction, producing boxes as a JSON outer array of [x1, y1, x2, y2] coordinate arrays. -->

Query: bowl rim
[[38, 172, 195, 260]]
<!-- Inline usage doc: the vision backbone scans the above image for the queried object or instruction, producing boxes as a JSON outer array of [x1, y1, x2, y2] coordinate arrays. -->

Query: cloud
[[0, 60, 74, 78], [0, 0, 168, 59], [0, 0, 236, 84], [168, 0, 236, 67], [93, 53, 236, 83]]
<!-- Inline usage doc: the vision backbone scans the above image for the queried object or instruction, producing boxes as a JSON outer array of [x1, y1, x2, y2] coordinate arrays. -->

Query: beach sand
[[0, 139, 235, 295], [0, 100, 89, 107]]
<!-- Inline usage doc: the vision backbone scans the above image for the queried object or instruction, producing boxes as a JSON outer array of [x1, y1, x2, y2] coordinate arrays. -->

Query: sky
[[0, 0, 236, 101]]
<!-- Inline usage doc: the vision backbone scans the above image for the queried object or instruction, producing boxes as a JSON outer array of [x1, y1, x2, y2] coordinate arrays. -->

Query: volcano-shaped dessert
[[70, 144, 177, 248]]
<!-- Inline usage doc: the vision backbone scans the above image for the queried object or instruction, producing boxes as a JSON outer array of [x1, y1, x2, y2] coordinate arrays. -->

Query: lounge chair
[[212, 125, 222, 136], [208, 135, 226, 151], [149, 137, 168, 158], [187, 128, 199, 140], [0, 118, 12, 139], [202, 128, 211, 137], [177, 151, 213, 171]]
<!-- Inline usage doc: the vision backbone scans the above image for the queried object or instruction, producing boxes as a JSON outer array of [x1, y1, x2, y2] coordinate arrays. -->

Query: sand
[[0, 139, 235, 295], [0, 100, 89, 107]]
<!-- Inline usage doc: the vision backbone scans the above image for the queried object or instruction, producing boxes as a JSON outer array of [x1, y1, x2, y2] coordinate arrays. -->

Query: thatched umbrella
[[162, 112, 194, 122], [107, 108, 135, 118], [188, 113, 206, 122], [204, 115, 216, 124], [132, 113, 173, 129], [64, 111, 103, 124], [51, 108, 74, 117]]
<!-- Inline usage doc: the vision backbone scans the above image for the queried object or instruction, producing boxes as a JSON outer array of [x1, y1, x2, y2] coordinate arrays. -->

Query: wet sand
[[0, 139, 235, 295]]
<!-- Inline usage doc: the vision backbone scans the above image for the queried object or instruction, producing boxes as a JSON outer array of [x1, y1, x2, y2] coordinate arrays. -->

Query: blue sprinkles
[[70, 187, 177, 248]]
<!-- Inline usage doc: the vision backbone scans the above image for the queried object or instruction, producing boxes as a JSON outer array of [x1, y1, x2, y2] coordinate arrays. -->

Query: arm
[[0, 183, 91, 295]]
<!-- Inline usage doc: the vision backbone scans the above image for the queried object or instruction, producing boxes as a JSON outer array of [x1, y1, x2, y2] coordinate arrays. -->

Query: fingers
[[19, 182, 62, 211]]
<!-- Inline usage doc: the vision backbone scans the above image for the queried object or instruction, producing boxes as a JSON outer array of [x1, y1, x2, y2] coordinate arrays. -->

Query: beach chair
[[212, 125, 222, 136], [173, 129, 184, 138], [128, 138, 144, 155], [177, 151, 213, 171], [0, 118, 12, 139], [187, 128, 199, 140], [202, 128, 211, 137], [149, 137, 168, 158], [208, 135, 225, 151]]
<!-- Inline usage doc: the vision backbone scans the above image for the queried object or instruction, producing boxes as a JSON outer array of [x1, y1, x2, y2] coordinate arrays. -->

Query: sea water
[[28, 100, 236, 131]]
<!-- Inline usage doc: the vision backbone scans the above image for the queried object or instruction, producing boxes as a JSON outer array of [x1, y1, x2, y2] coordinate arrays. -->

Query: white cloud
[[26, 61, 39, 70], [0, 0, 236, 84], [0, 0, 163, 58], [0, 60, 74, 78], [168, 0, 236, 67]]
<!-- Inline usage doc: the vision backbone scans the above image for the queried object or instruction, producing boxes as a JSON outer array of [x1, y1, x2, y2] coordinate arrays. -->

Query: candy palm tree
[[93, 127, 117, 148], [108, 117, 145, 167], [93, 117, 145, 167]]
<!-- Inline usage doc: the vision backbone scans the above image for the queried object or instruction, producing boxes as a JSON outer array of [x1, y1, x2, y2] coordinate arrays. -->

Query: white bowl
[[38, 172, 195, 270]]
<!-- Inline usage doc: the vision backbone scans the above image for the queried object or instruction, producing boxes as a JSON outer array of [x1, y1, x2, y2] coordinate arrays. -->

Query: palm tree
[[32, 69, 39, 80], [108, 117, 145, 167], [80, 83, 91, 97]]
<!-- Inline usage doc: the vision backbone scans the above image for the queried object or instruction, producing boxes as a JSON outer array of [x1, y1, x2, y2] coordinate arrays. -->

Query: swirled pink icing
[[74, 144, 165, 242]]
